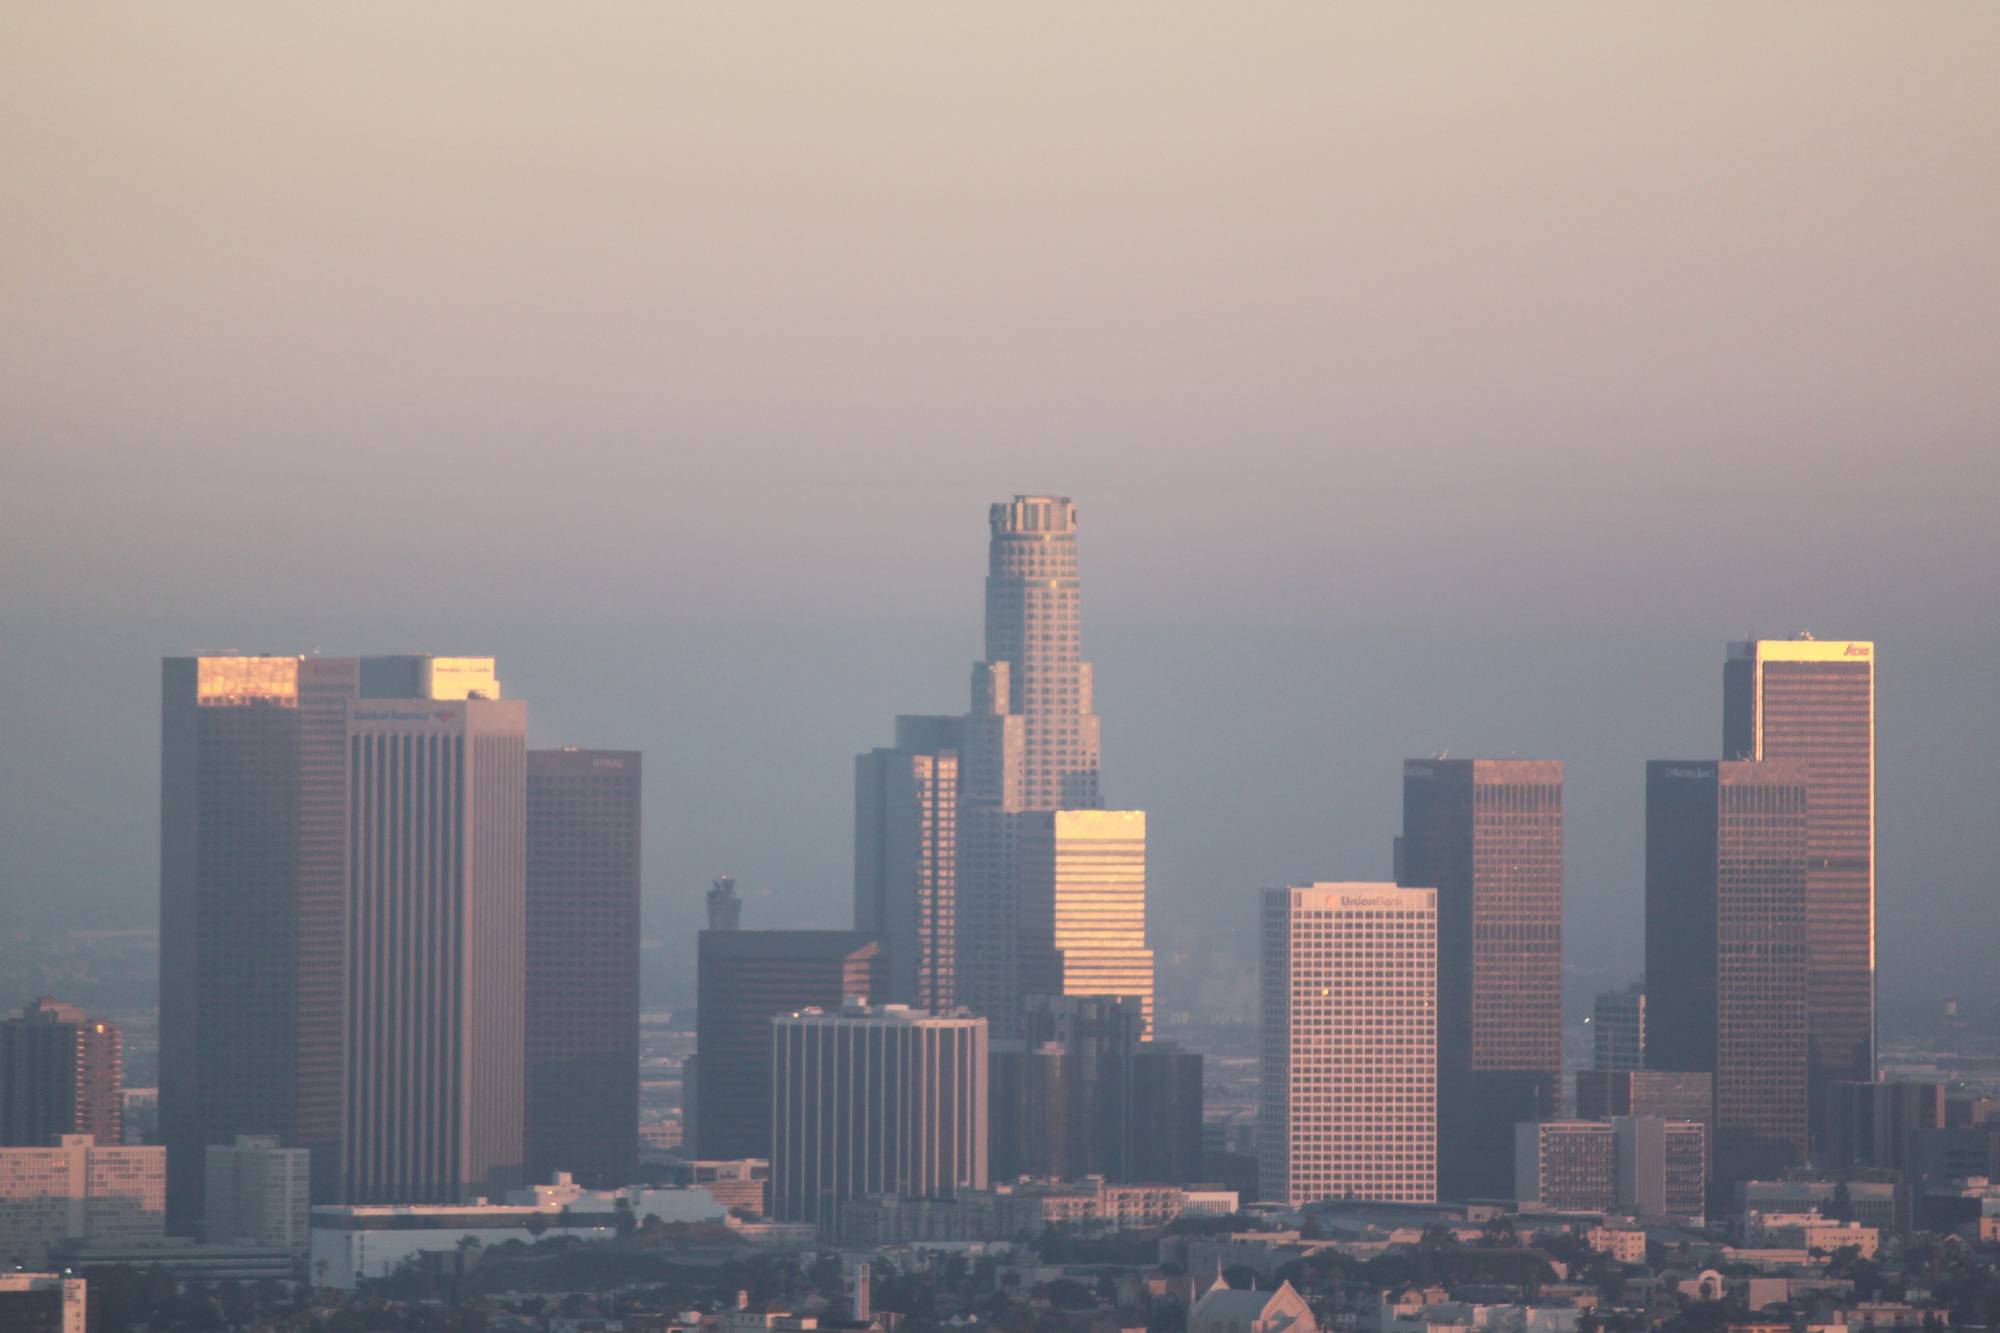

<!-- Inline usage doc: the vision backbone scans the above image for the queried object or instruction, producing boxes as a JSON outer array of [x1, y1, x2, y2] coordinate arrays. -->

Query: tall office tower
[[294, 655, 363, 1204], [1017, 810, 1154, 1033], [1724, 637, 1876, 1148], [161, 653, 505, 1218], [769, 1005, 988, 1237], [161, 656, 307, 1226], [707, 875, 741, 930], [203, 1135, 310, 1254], [1260, 884, 1437, 1207], [1592, 983, 1646, 1073], [1646, 759, 1810, 1183], [954, 496, 1115, 1036], [693, 931, 886, 1160], [342, 695, 527, 1203], [981, 496, 1101, 810], [856, 716, 962, 1009], [1, 1000, 122, 1148], [525, 749, 641, 1189], [1400, 760, 1563, 1200]]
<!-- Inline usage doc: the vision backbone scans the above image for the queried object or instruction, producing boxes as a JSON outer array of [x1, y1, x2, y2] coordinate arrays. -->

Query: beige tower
[[1261, 883, 1437, 1206], [342, 694, 526, 1203]]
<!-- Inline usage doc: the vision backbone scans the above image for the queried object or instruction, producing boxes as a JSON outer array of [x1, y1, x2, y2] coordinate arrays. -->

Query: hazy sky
[[4, 5, 1996, 1020]]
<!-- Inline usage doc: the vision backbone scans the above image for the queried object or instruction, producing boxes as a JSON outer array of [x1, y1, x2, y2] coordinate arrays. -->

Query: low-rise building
[[1516, 1119, 1704, 1222], [1379, 1301, 1582, 1333], [0, 1134, 164, 1265], [205, 1135, 310, 1254], [1744, 1211, 1879, 1259], [56, 1239, 297, 1286], [0, 1272, 87, 1333], [1738, 1180, 1898, 1232], [311, 1181, 727, 1289], [1586, 1226, 1647, 1263], [506, 1172, 728, 1227], [310, 1204, 618, 1288], [680, 1159, 769, 1216], [839, 1177, 1233, 1245]]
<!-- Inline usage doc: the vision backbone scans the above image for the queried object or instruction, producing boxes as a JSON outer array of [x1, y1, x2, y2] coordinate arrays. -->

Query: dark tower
[[1646, 759, 1809, 1184], [1400, 759, 1564, 1200], [525, 749, 641, 1188], [161, 657, 307, 1228]]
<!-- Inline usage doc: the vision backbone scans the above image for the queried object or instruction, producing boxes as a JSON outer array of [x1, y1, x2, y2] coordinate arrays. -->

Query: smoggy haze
[[2, 5, 1997, 1018]]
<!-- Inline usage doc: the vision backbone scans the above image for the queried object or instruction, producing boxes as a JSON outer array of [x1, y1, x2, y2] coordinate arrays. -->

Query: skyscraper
[[1400, 760, 1563, 1200], [525, 749, 641, 1188], [769, 1004, 987, 1238], [1260, 883, 1437, 1207], [161, 653, 507, 1217], [1724, 637, 1876, 1147], [979, 496, 1100, 809], [1646, 759, 1809, 1183], [855, 716, 961, 1010], [341, 695, 527, 1203], [1591, 983, 1646, 1073], [161, 656, 310, 1226], [1, 1000, 122, 1148], [1017, 809, 1154, 1032], [693, 931, 886, 1161], [954, 497, 1115, 1035]]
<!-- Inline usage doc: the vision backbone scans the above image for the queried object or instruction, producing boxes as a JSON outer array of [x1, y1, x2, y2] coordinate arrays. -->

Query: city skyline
[[4, 5, 1997, 1323], [6, 8, 1997, 1025], [12, 511, 1956, 1032]]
